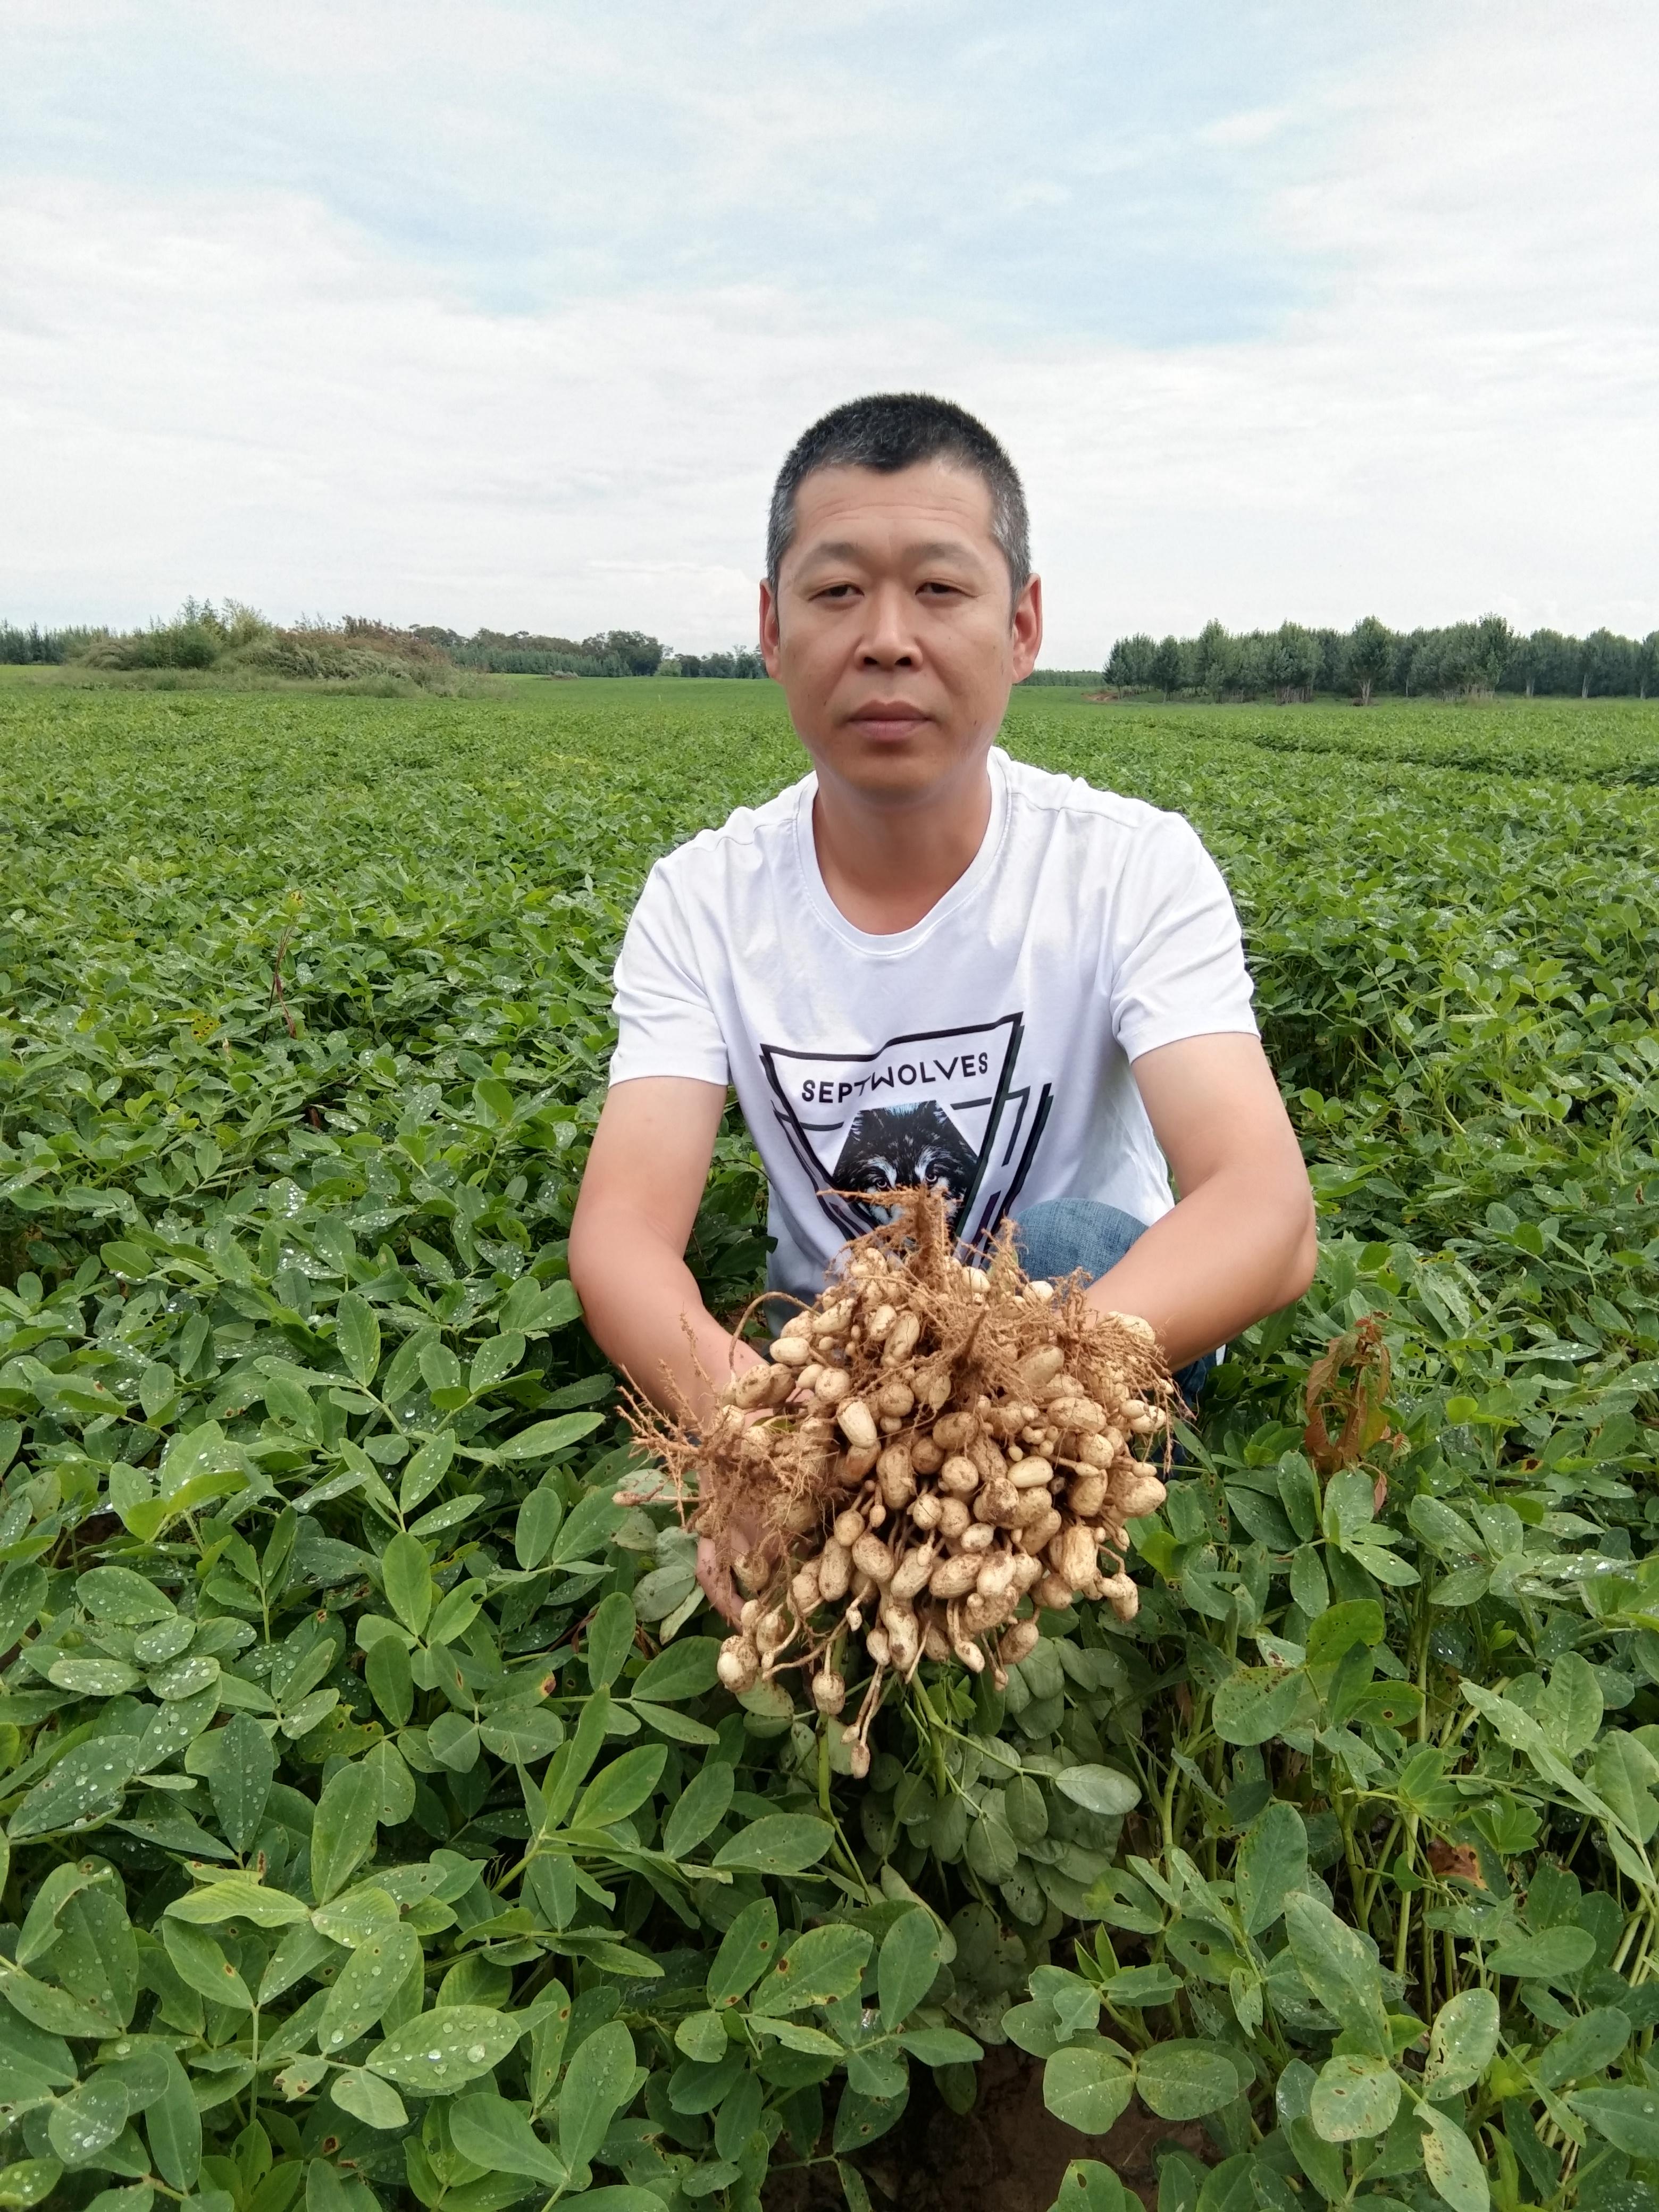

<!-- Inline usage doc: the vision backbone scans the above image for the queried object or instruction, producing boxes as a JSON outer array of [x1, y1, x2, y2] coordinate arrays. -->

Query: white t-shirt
[[608, 745, 1258, 1303]]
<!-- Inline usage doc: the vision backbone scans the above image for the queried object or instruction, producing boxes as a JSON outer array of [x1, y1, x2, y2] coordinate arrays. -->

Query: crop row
[[0, 683, 1656, 2212]]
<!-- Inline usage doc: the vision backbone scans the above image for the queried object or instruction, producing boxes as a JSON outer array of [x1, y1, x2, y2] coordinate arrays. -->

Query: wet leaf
[[364, 2003, 523, 2091]]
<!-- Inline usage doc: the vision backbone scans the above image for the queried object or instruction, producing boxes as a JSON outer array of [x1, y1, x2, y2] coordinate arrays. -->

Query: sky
[[2, 1, 1656, 663]]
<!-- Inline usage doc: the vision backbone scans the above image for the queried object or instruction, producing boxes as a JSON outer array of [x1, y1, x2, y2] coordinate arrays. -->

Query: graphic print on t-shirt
[[759, 1013, 1053, 1251]]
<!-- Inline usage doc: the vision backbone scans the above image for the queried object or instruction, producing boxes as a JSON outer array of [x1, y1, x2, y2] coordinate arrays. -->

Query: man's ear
[[759, 579, 782, 678], [1010, 573, 1043, 683]]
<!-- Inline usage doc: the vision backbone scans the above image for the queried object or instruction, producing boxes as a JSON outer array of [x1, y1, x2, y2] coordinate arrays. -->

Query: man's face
[[759, 459, 1042, 805]]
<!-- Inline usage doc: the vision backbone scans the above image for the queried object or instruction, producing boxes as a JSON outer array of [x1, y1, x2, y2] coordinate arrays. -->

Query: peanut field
[[2, 675, 1657, 2212]]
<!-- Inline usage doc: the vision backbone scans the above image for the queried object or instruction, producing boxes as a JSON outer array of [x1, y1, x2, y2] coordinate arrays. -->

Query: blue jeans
[[1012, 1197, 1216, 1405]]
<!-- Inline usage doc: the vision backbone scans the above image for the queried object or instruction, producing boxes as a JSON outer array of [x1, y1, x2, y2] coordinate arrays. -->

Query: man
[[569, 393, 1317, 1616]]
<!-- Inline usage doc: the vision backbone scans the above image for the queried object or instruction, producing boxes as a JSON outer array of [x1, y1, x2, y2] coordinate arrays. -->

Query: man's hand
[[1092, 1033, 1317, 1371], [696, 1531, 753, 1625], [573, 1076, 781, 1626], [569, 1075, 764, 1427]]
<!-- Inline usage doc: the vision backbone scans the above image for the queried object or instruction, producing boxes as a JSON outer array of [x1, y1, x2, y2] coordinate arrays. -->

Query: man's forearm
[[569, 1207, 763, 1426], [1084, 1170, 1317, 1373]]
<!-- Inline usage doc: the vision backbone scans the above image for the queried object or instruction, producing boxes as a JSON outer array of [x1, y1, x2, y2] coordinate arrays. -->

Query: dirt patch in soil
[[765, 2049, 1211, 2212]]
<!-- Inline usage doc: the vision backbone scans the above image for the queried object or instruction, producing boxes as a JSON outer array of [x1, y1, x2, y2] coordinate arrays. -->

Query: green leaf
[[1103, 1964, 1183, 2008], [320, 1920, 422, 2050], [585, 1591, 636, 1692], [1282, 1891, 1390, 2054], [255, 1929, 338, 2017], [46, 1656, 141, 1697], [379, 1532, 433, 1637], [335, 1294, 381, 1388], [428, 1713, 480, 1772], [1046, 2161, 1134, 2212], [160, 1918, 253, 2010], [633, 1701, 719, 1746], [17, 1860, 103, 1966], [1052, 1765, 1140, 1816], [879, 1909, 943, 2031], [75, 1566, 173, 1624], [364, 2002, 524, 2091], [1422, 1988, 1500, 2096], [1237, 1800, 1308, 1937], [525, 1976, 572, 2108], [330, 2067, 408, 2130], [542, 1690, 613, 1827], [451, 2091, 566, 2184], [662, 1761, 733, 1858], [399, 1432, 455, 1516], [1304, 1601, 1384, 1668], [752, 2016, 842, 2056], [1043, 2043, 1135, 2134], [9, 1735, 139, 1839], [426, 1582, 484, 1646], [515, 1481, 565, 1571], [307, 2160, 355, 2212], [1419, 2102, 1488, 2212], [1539, 1652, 1603, 1756], [1570, 2085, 1659, 2156], [0, 1567, 45, 1659], [1289, 1546, 1329, 1619], [674, 2010, 730, 2063], [1212, 1667, 1305, 1747], [1309, 2053, 1400, 2141], [479, 1705, 564, 1764], [833, 2084, 909, 2154], [750, 1924, 872, 2017], [310, 1761, 380, 1904], [206, 1713, 275, 1853], [548, 1480, 627, 1563], [48, 2070, 130, 2161], [366, 1637, 414, 1729], [898, 2026, 982, 2066], [498, 1413, 605, 1463], [1483, 1928, 1595, 1986], [558, 2020, 636, 2174], [552, 2191, 668, 2212], [165, 1875, 308, 1927], [632, 1637, 722, 1704], [0, 1957, 115, 2038], [313, 1883, 399, 1945], [0, 2004, 74, 2096], [469, 1330, 526, 1393], [1136, 2039, 1244, 2121], [572, 1746, 665, 1831], [712, 1815, 833, 1875], [0, 2160, 62, 2210], [1533, 2007, 1631, 2089], [144, 2050, 200, 2189], [706, 1898, 779, 2008]]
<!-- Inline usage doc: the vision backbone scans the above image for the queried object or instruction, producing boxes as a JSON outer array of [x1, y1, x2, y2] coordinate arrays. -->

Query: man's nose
[[859, 585, 918, 667]]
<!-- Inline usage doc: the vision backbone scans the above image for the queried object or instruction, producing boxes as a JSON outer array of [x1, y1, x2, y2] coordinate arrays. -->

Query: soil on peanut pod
[[764, 2050, 1211, 2212]]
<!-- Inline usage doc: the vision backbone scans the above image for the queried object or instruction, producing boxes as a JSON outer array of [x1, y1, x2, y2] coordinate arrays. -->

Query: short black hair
[[766, 392, 1030, 594]]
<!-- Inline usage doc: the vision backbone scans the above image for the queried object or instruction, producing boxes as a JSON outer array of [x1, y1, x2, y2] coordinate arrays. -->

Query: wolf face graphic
[[831, 1100, 980, 1212], [758, 1013, 1052, 1251]]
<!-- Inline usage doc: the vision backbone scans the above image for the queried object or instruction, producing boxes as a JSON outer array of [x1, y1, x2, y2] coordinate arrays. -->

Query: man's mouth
[[848, 703, 930, 740]]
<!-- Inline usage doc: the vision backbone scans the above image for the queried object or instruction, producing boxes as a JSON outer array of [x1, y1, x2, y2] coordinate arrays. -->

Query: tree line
[[0, 609, 755, 679], [1105, 615, 1659, 703], [412, 626, 667, 676], [7, 606, 1656, 698]]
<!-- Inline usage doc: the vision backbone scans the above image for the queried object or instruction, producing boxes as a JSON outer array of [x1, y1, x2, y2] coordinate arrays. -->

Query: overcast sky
[[3, 2, 1655, 661]]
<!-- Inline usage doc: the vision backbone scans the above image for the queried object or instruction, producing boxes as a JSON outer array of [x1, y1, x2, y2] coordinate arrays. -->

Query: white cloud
[[0, 2, 1654, 656]]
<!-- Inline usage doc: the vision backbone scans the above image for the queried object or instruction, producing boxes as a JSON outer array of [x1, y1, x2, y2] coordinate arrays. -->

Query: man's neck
[[809, 748, 995, 935]]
